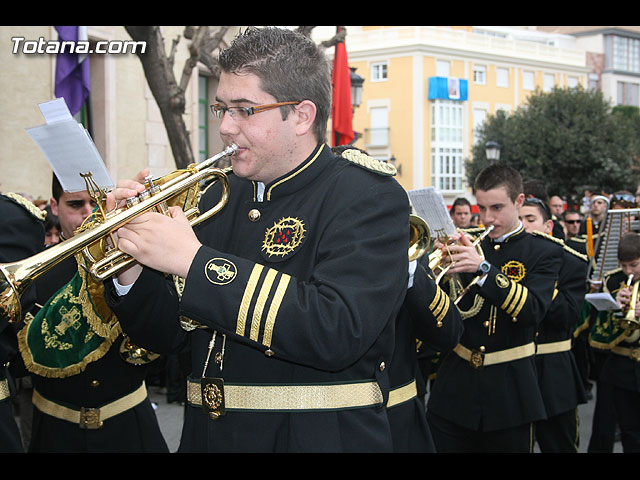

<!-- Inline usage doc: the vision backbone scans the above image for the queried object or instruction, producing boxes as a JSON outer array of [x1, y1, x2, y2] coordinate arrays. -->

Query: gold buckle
[[201, 377, 225, 419], [79, 407, 103, 429], [470, 350, 484, 369]]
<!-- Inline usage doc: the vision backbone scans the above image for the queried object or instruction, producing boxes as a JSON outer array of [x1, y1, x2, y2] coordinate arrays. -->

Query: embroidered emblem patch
[[495, 273, 510, 288], [262, 216, 306, 260], [205, 258, 237, 285], [501, 260, 526, 283]]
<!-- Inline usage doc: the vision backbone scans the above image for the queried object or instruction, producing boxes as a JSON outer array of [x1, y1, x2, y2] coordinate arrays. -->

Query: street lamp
[[485, 141, 501, 163], [350, 67, 364, 109]]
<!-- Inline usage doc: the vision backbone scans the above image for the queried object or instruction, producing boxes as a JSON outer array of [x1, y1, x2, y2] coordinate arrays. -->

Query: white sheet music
[[25, 98, 114, 193], [407, 187, 456, 239], [585, 292, 621, 312]]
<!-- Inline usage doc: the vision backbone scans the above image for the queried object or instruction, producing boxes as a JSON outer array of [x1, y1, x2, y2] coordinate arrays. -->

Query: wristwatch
[[476, 260, 491, 276]]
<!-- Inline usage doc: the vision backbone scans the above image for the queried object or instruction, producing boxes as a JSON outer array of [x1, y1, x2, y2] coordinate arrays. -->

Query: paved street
[[148, 384, 623, 453]]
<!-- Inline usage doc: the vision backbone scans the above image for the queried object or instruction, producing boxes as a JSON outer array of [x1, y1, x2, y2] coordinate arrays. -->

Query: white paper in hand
[[25, 98, 114, 193]]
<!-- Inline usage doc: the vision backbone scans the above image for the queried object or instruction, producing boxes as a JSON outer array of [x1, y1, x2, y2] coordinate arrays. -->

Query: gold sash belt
[[187, 378, 383, 412], [32, 382, 148, 429], [0, 379, 9, 401], [612, 345, 640, 362], [536, 339, 572, 355], [454, 342, 536, 368], [387, 379, 417, 408]]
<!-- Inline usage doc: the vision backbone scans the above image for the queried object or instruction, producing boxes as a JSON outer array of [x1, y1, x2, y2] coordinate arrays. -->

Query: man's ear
[[49, 196, 58, 216], [294, 100, 317, 136]]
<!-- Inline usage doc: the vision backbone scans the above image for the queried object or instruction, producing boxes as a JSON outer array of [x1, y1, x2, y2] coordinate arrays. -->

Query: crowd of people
[[2, 26, 640, 453]]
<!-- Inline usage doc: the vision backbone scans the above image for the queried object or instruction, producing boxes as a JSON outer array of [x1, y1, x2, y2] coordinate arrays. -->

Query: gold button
[[494, 244, 501, 251], [512, 317, 518, 322], [248, 209, 261, 222], [379, 361, 386, 371], [483, 320, 490, 327], [91, 380, 100, 388], [264, 349, 274, 357], [479, 346, 486, 353]]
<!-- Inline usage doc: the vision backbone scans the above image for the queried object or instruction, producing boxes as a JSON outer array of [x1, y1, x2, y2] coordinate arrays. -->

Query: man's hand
[[103, 169, 202, 283], [442, 232, 483, 274]]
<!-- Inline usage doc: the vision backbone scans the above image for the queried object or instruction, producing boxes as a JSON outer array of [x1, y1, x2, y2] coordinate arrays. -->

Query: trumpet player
[[14, 175, 168, 453], [520, 197, 588, 452], [598, 232, 640, 452], [105, 27, 410, 453], [425, 163, 562, 453]]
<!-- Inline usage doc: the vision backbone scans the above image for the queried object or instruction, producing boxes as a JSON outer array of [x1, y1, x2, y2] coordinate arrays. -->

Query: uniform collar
[[252, 143, 330, 202], [491, 221, 525, 244]]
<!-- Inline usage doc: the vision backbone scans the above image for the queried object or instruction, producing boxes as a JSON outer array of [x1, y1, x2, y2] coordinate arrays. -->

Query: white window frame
[[523, 71, 534, 90], [431, 100, 464, 193], [473, 65, 486, 85], [370, 61, 388, 82], [496, 67, 509, 88]]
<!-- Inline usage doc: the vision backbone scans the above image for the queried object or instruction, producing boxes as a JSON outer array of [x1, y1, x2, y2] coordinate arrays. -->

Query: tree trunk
[[125, 26, 194, 169]]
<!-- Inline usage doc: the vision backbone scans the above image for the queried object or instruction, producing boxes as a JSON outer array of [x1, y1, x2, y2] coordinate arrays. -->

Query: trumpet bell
[[1, 264, 23, 324], [409, 214, 432, 262]]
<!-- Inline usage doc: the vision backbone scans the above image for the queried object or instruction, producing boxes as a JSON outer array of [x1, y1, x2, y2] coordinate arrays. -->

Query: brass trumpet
[[0, 144, 237, 324], [428, 225, 494, 304], [617, 274, 640, 331], [409, 214, 432, 262]]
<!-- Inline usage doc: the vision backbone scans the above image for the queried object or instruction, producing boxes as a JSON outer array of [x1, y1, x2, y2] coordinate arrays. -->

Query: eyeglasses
[[565, 220, 581, 225], [523, 197, 552, 220], [210, 101, 300, 120]]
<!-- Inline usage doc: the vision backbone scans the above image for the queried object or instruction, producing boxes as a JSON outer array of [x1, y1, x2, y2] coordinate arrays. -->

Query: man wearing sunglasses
[[563, 210, 587, 255], [105, 27, 409, 453]]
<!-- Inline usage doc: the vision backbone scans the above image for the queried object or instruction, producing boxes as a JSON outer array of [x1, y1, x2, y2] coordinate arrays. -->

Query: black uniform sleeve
[[475, 237, 562, 328], [178, 182, 409, 371], [544, 248, 588, 331], [404, 257, 463, 353]]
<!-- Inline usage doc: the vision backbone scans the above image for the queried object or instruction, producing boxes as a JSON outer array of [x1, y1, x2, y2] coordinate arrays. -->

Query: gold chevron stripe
[[263, 273, 291, 347], [236, 264, 264, 336]]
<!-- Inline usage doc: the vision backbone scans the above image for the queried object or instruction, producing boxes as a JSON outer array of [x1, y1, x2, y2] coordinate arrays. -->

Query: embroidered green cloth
[[18, 255, 121, 378]]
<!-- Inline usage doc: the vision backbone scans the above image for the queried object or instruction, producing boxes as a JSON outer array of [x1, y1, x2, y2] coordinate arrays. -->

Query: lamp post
[[485, 141, 501, 163], [350, 67, 364, 111]]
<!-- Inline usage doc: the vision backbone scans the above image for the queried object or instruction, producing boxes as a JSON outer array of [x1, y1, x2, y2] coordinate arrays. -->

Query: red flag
[[331, 27, 354, 147]]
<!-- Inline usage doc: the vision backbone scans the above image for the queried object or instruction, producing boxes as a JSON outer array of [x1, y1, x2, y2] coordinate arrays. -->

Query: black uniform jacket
[[19, 253, 168, 453], [387, 256, 463, 452], [0, 193, 44, 452], [601, 270, 640, 393], [534, 236, 588, 418], [427, 224, 562, 432], [107, 143, 410, 452]]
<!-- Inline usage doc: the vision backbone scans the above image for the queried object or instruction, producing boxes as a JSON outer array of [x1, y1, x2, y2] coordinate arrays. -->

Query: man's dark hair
[[523, 179, 549, 203], [618, 232, 640, 262], [522, 197, 551, 222], [52, 174, 63, 202], [218, 27, 331, 143], [473, 163, 523, 202], [450, 197, 472, 215]]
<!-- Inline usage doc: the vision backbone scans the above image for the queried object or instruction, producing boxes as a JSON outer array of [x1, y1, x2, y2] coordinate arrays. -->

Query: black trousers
[[535, 408, 579, 453], [612, 386, 640, 453], [426, 410, 533, 453]]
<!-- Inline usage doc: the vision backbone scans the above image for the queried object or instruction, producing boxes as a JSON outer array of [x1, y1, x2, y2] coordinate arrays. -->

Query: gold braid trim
[[532, 230, 588, 263], [6, 192, 46, 221], [74, 253, 120, 338], [340, 149, 397, 176]]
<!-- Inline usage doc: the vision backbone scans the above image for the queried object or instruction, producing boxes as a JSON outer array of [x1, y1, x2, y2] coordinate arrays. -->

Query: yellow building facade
[[338, 26, 590, 205]]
